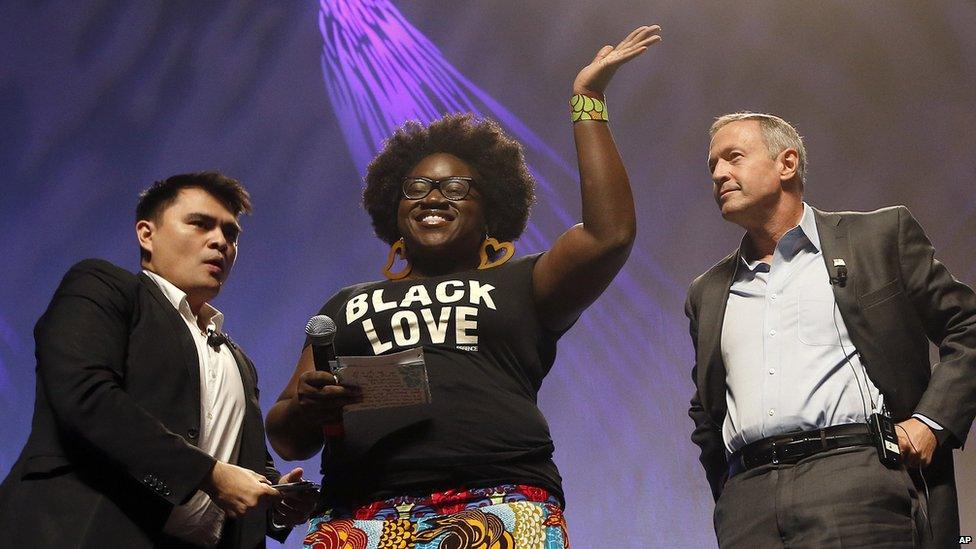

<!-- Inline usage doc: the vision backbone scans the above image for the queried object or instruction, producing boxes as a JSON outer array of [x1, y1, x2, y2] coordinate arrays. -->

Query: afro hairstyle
[[362, 113, 535, 245]]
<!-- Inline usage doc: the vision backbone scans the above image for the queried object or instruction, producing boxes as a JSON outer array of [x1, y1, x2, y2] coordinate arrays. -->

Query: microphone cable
[[832, 286, 931, 536]]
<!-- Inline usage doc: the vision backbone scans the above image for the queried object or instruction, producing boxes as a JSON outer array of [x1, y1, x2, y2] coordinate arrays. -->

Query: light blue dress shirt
[[721, 204, 885, 453]]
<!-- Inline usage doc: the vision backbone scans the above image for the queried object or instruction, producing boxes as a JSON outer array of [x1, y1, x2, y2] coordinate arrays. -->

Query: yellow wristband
[[570, 94, 608, 122]]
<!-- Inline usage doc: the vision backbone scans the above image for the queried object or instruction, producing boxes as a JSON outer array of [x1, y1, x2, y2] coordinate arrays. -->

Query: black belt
[[728, 423, 874, 478]]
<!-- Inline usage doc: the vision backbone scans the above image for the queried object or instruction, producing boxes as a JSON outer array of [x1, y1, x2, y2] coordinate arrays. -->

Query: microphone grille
[[305, 315, 337, 344]]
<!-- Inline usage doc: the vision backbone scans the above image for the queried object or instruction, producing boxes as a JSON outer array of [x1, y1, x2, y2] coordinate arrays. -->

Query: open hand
[[573, 25, 662, 96]]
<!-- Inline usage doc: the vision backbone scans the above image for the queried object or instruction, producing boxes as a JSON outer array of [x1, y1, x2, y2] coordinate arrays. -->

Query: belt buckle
[[770, 441, 780, 465]]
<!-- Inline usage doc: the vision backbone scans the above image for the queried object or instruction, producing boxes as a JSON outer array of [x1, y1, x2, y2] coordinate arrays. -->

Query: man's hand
[[200, 461, 280, 518], [895, 418, 938, 468], [271, 467, 318, 528], [572, 25, 662, 96], [296, 370, 361, 425]]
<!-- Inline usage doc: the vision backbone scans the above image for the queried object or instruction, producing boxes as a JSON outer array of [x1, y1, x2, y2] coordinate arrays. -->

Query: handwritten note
[[335, 347, 431, 412]]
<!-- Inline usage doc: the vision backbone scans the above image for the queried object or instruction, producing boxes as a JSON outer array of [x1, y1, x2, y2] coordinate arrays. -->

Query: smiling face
[[137, 187, 241, 310], [708, 120, 792, 226], [396, 152, 486, 271]]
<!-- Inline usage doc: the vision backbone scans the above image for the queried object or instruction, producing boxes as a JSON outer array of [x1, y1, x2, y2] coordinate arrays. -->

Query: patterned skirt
[[303, 484, 569, 549]]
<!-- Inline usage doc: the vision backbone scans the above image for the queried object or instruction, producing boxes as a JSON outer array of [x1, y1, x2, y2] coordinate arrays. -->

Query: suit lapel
[[225, 340, 266, 478], [813, 209, 860, 330], [699, 252, 738, 418], [813, 208, 895, 395], [139, 273, 201, 393]]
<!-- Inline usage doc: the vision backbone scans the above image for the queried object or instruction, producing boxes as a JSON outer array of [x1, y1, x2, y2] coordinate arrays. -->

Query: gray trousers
[[714, 446, 928, 548]]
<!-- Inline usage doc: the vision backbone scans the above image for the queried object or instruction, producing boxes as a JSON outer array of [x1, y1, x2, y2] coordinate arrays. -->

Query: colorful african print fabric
[[303, 484, 569, 549]]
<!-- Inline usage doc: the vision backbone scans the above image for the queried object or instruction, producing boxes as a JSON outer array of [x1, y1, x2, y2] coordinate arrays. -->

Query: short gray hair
[[710, 112, 807, 186]]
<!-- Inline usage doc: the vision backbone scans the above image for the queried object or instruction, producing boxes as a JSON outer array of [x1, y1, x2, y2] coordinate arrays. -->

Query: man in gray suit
[[686, 112, 976, 547]]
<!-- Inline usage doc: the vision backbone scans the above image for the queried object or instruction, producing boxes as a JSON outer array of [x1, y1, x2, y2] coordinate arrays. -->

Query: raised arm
[[533, 25, 661, 331]]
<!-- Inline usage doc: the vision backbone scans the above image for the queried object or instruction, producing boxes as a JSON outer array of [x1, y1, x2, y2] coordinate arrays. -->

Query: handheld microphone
[[830, 258, 848, 287], [304, 315, 343, 438], [305, 315, 337, 372]]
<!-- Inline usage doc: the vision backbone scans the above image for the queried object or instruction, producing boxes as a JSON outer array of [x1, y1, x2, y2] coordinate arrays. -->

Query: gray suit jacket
[[686, 206, 976, 546]]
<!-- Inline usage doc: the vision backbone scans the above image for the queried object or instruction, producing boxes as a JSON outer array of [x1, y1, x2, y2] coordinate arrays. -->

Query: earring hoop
[[478, 236, 515, 270], [383, 239, 412, 280]]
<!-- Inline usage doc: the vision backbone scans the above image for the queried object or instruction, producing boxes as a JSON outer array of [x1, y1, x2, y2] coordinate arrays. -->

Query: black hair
[[136, 171, 252, 222], [363, 113, 535, 244], [135, 171, 251, 260]]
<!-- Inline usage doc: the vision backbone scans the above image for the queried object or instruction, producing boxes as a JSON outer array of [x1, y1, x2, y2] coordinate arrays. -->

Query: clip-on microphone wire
[[831, 297, 931, 534]]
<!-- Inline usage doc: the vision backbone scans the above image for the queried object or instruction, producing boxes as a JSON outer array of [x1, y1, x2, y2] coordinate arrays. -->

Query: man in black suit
[[686, 113, 976, 547], [0, 172, 314, 547]]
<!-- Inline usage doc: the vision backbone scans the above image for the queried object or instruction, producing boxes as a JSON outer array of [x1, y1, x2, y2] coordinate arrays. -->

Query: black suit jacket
[[0, 259, 288, 548], [686, 206, 976, 547]]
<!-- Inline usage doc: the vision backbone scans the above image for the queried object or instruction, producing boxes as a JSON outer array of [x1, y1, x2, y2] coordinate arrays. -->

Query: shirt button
[[768, 368, 775, 375], [770, 293, 778, 300], [768, 409, 775, 416], [207, 412, 213, 420], [769, 329, 777, 337]]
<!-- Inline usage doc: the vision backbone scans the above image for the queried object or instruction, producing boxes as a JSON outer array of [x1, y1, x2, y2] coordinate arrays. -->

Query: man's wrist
[[910, 413, 951, 446], [197, 459, 220, 496]]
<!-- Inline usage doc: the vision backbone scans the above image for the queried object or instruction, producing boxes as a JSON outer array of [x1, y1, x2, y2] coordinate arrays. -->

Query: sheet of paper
[[335, 347, 431, 412]]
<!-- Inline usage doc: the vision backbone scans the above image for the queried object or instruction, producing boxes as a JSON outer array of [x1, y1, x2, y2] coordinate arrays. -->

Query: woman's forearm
[[266, 396, 325, 461]]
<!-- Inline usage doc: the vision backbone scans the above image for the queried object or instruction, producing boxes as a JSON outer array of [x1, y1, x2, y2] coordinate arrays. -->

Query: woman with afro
[[267, 25, 661, 548]]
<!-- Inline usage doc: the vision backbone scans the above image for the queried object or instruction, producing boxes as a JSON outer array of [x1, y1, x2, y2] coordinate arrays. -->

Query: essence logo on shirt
[[345, 280, 497, 354]]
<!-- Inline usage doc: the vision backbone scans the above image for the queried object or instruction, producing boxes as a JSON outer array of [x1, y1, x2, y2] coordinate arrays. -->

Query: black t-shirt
[[311, 253, 565, 504]]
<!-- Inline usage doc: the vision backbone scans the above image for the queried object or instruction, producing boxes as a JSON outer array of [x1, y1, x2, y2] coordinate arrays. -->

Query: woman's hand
[[572, 25, 661, 96], [266, 346, 361, 460], [295, 370, 362, 425]]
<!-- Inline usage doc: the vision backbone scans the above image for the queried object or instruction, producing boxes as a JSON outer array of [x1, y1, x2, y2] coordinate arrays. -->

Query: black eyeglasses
[[401, 176, 474, 201]]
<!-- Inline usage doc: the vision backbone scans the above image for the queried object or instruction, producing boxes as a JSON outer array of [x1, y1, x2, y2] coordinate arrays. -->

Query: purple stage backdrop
[[1, 1, 974, 546]]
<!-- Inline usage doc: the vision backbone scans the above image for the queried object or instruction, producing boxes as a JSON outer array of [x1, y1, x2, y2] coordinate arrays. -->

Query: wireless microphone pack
[[830, 258, 848, 287], [869, 412, 901, 468]]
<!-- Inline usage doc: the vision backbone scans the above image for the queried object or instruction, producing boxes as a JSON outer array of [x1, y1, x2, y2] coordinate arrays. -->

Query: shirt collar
[[736, 202, 821, 272], [796, 202, 821, 252], [143, 269, 224, 332]]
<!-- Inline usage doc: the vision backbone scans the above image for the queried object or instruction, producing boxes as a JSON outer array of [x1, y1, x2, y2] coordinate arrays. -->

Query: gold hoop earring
[[383, 239, 412, 280], [478, 236, 515, 270]]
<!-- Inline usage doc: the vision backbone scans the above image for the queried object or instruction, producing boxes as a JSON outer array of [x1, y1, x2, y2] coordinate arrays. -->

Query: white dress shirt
[[720, 204, 942, 454], [144, 270, 246, 548], [720, 204, 881, 453]]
